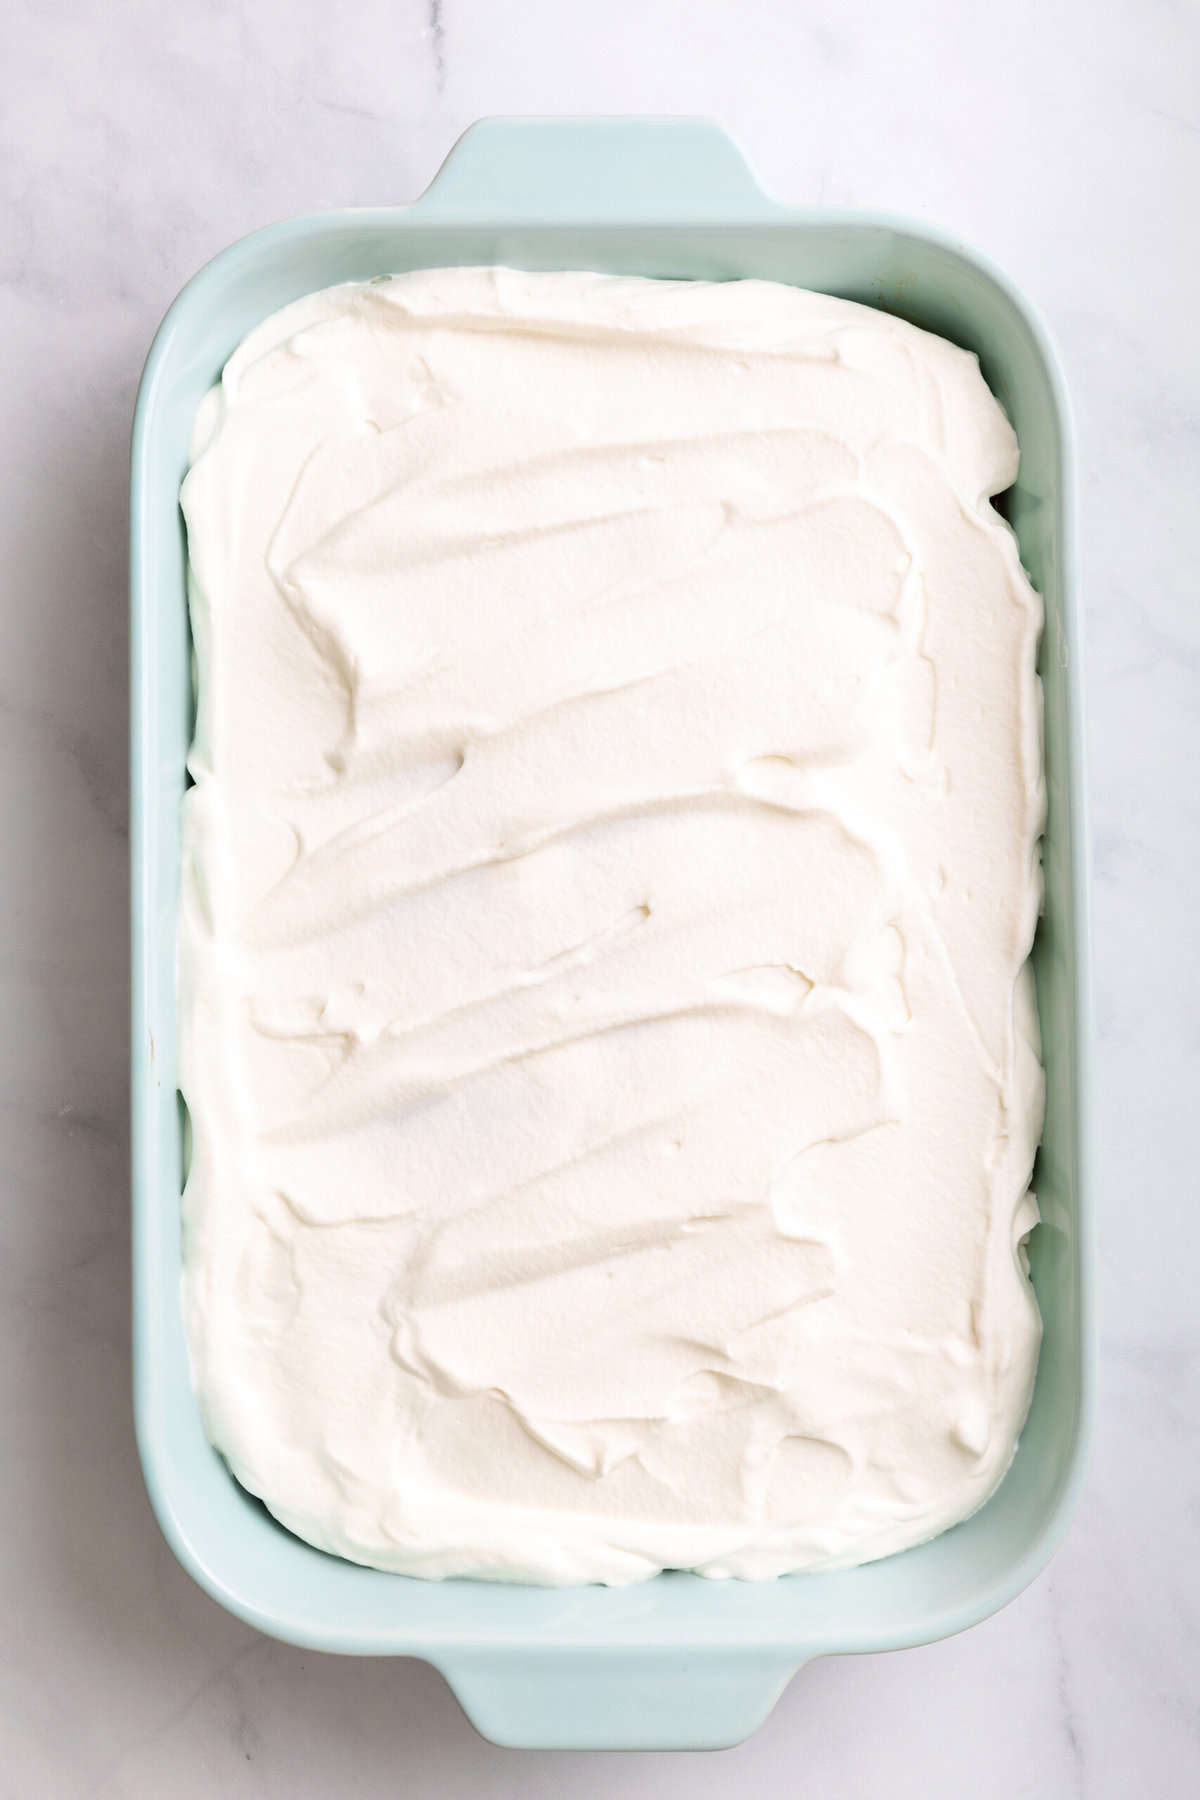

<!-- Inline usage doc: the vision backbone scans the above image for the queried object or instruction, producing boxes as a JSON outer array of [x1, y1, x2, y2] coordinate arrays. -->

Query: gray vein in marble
[[1047, 1580, 1086, 1798], [50, 1103, 123, 1149], [1099, 598, 1200, 691], [0, 686, 127, 841], [310, 94, 396, 127], [84, 1639, 267, 1798], [1144, 99, 1200, 139], [428, 0, 447, 92]]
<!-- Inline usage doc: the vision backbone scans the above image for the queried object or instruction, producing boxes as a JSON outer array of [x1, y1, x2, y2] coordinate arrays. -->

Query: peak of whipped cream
[[179, 268, 1044, 1585]]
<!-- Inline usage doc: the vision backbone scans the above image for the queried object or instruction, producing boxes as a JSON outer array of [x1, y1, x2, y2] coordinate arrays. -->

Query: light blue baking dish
[[130, 117, 1093, 1751]]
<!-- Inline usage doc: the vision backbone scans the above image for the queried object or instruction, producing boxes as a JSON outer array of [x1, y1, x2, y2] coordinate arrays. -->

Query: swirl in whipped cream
[[179, 268, 1044, 1584]]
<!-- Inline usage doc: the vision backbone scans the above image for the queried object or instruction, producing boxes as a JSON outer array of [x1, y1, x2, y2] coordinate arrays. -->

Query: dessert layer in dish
[[179, 268, 1044, 1585]]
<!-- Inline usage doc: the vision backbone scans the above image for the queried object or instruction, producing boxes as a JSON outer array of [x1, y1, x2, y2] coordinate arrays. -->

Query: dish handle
[[435, 1647, 803, 1751], [413, 116, 779, 224]]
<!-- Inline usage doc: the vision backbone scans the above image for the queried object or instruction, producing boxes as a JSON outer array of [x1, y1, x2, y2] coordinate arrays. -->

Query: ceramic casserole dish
[[130, 116, 1093, 1751]]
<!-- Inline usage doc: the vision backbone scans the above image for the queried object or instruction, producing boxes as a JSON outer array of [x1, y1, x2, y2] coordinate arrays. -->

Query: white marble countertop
[[4, 0, 1197, 1792]]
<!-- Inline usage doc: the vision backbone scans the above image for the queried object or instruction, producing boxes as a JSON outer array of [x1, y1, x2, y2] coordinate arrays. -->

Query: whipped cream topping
[[179, 268, 1045, 1585]]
